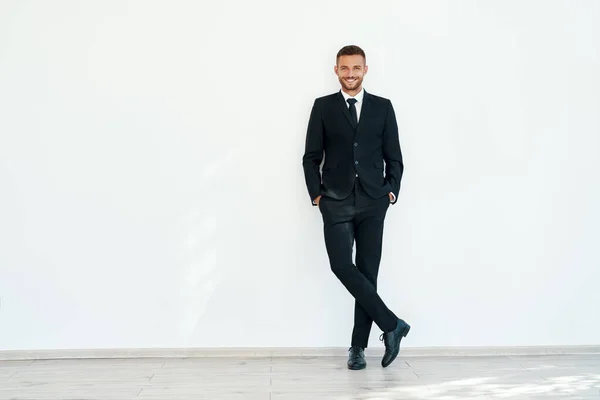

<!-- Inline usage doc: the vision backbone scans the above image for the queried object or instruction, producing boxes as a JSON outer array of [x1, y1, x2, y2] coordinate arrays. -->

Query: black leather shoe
[[380, 319, 410, 368], [347, 346, 366, 370]]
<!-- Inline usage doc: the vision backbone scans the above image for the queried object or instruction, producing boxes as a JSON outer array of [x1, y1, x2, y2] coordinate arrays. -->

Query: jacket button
[[355, 161, 359, 165], [354, 142, 358, 146]]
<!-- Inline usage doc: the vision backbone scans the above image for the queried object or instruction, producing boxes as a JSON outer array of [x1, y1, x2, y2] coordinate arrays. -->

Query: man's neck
[[341, 86, 363, 97]]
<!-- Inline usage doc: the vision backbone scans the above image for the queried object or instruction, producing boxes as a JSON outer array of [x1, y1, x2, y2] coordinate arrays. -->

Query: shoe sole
[[347, 363, 366, 370]]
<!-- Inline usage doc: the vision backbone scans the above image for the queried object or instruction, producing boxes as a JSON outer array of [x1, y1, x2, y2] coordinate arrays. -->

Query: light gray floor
[[1, 354, 599, 399]]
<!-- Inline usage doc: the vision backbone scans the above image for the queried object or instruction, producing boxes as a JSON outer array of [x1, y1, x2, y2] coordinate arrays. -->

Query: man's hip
[[319, 179, 389, 224]]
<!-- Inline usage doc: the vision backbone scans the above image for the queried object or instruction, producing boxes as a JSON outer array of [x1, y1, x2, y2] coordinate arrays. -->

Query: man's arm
[[382, 100, 403, 204], [302, 99, 324, 205]]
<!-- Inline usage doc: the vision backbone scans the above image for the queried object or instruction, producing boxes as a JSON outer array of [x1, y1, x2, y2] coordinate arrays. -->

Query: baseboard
[[1, 345, 600, 361]]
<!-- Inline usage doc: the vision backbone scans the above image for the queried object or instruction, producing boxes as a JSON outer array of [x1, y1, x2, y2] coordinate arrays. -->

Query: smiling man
[[302, 45, 410, 370]]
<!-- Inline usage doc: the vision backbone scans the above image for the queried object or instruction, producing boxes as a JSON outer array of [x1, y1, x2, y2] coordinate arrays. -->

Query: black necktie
[[347, 98, 358, 127]]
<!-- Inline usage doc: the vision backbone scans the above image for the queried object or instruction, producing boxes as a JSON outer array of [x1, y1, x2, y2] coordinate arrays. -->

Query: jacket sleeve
[[382, 100, 403, 202], [302, 99, 324, 204]]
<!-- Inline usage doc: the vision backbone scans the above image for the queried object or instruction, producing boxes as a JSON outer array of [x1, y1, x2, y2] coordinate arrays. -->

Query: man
[[302, 45, 410, 370]]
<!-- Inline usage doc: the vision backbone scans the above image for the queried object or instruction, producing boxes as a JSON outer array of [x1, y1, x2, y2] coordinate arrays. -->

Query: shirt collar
[[340, 87, 364, 104]]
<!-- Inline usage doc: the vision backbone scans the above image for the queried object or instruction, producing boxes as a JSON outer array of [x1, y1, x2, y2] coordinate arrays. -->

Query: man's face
[[335, 54, 368, 92]]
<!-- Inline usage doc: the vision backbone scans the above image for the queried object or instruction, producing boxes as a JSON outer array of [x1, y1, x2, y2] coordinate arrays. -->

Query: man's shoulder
[[365, 91, 392, 105], [310, 90, 393, 107], [313, 92, 340, 103]]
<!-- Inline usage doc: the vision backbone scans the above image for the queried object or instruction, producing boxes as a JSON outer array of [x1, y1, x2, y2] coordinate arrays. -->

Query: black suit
[[302, 89, 403, 348]]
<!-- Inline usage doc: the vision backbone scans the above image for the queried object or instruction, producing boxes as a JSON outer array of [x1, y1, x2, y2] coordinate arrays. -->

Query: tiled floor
[[0, 353, 599, 399]]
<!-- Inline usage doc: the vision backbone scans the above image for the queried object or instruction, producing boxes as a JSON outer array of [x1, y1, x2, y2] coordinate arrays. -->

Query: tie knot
[[347, 98, 357, 105]]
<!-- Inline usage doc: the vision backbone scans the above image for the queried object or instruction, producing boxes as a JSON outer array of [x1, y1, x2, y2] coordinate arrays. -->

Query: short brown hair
[[336, 45, 366, 64]]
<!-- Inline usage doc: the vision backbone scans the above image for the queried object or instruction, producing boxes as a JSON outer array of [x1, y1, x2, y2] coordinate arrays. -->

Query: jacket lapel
[[337, 91, 357, 130], [358, 91, 373, 124], [354, 90, 373, 140]]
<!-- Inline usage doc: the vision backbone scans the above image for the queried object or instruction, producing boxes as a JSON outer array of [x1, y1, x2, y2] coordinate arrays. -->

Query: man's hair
[[336, 45, 366, 64]]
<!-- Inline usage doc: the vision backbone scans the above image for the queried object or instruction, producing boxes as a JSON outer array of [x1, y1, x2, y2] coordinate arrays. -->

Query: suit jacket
[[302, 89, 404, 205]]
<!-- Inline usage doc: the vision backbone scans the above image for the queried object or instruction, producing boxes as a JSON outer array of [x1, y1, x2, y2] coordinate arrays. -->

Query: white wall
[[1, 0, 599, 351]]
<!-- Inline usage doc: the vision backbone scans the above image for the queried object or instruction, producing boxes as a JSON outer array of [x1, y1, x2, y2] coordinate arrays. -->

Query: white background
[[1, 0, 599, 351]]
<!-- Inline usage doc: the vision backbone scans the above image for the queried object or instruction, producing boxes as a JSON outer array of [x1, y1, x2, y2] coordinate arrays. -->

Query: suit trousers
[[318, 178, 397, 348]]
